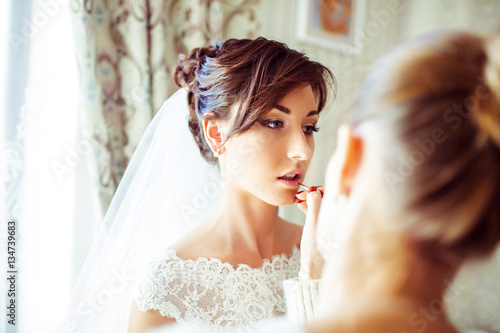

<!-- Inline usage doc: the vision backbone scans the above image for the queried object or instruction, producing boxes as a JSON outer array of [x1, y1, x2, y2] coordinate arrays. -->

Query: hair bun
[[477, 29, 500, 147], [172, 42, 224, 164], [174, 44, 220, 89], [486, 29, 500, 100]]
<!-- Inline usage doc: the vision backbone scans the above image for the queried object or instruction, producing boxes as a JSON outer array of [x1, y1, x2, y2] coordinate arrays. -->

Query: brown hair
[[351, 30, 500, 260], [174, 37, 335, 163]]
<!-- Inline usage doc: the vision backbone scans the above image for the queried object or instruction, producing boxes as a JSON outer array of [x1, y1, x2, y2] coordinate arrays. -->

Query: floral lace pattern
[[134, 247, 300, 330]]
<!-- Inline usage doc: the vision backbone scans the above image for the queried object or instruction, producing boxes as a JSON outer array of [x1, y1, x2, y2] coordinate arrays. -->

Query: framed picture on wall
[[296, 0, 365, 54]]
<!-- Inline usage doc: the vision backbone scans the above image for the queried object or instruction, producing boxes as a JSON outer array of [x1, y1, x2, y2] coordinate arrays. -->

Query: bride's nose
[[287, 129, 313, 161]]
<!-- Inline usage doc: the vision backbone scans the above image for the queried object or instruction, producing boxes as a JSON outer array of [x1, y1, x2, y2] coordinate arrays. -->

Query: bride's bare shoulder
[[169, 223, 225, 261]]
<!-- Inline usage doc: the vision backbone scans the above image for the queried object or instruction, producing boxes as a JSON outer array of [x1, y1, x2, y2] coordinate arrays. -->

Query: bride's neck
[[207, 185, 281, 256]]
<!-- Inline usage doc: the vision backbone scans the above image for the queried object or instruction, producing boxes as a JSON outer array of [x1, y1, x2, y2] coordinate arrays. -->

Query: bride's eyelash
[[259, 120, 319, 134], [304, 124, 320, 135], [261, 119, 284, 129]]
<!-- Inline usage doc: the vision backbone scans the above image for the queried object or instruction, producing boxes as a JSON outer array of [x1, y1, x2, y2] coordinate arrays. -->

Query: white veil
[[62, 88, 221, 332]]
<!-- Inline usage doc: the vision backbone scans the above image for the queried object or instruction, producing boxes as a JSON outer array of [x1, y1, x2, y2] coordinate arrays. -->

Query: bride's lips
[[277, 169, 304, 188]]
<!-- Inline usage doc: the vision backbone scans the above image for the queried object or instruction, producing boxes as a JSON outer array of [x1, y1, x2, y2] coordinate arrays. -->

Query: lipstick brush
[[298, 183, 309, 191]]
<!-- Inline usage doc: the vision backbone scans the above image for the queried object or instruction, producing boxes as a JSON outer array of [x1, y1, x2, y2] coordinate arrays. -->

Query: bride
[[64, 37, 334, 333], [128, 36, 334, 332]]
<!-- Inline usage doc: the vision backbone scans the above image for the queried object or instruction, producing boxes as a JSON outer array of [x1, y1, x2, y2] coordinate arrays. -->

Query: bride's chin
[[269, 194, 297, 206]]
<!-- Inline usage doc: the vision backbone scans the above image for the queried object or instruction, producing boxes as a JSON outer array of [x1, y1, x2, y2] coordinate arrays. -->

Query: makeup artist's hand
[[295, 186, 324, 280]]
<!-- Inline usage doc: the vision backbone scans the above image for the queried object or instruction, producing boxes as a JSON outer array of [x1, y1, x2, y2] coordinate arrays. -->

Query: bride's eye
[[303, 124, 320, 135], [261, 120, 284, 129]]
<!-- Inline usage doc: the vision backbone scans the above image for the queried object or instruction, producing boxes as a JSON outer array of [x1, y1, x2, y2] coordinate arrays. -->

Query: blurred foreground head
[[348, 29, 500, 262]]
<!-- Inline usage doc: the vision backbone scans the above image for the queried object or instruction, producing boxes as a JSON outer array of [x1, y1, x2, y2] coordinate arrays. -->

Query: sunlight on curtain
[[1, 1, 82, 332]]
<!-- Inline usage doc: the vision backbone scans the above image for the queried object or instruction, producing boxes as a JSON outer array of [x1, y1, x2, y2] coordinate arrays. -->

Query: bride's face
[[221, 85, 319, 205]]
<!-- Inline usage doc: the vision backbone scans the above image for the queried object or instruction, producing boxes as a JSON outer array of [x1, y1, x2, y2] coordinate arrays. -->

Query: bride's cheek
[[254, 127, 275, 147], [236, 140, 258, 163]]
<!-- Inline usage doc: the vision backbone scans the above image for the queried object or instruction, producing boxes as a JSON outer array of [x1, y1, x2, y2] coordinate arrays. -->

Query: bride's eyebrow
[[274, 104, 318, 117]]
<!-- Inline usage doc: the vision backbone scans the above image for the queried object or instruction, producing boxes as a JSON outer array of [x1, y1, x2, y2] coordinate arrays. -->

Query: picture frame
[[296, 0, 366, 54]]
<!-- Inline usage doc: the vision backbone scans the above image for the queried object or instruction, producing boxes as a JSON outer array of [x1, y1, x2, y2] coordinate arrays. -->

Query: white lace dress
[[134, 247, 300, 330]]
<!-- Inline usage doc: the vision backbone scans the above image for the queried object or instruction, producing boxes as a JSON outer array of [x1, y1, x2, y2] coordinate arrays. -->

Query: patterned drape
[[70, 0, 260, 214]]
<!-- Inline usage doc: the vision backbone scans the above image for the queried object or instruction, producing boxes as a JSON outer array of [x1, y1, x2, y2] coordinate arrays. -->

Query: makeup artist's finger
[[295, 199, 308, 214], [295, 190, 307, 201], [308, 186, 324, 197], [299, 190, 324, 280], [305, 190, 322, 223], [295, 185, 324, 214], [318, 186, 324, 195]]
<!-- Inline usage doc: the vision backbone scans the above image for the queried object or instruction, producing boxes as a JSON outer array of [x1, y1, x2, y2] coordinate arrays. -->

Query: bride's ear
[[203, 114, 225, 154]]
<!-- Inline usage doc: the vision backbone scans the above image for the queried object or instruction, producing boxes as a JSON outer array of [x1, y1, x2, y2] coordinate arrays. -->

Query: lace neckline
[[165, 245, 300, 272]]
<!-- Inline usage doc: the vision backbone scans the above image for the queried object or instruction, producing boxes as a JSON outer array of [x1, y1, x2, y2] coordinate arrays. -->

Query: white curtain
[[1, 1, 100, 332]]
